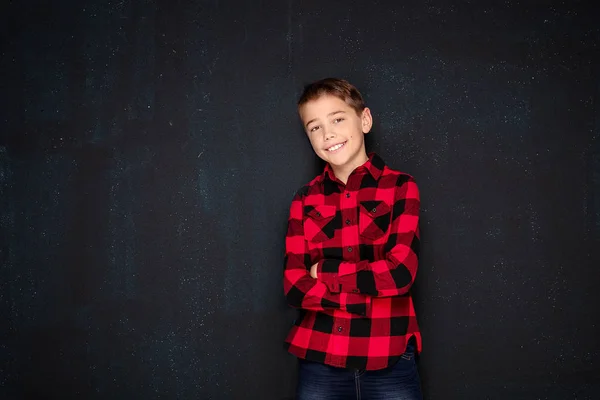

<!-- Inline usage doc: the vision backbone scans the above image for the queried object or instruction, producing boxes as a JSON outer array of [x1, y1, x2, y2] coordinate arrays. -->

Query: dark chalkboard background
[[1, 0, 599, 399]]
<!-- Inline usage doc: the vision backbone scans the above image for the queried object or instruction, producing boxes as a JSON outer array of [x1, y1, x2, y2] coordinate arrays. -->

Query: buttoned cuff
[[317, 259, 340, 292], [318, 259, 360, 294]]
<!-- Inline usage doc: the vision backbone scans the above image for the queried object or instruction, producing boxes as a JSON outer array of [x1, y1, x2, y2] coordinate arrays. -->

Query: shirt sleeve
[[283, 190, 372, 316], [316, 175, 420, 297]]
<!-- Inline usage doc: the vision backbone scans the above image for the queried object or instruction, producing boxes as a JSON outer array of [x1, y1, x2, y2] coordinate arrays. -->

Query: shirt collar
[[323, 152, 385, 183]]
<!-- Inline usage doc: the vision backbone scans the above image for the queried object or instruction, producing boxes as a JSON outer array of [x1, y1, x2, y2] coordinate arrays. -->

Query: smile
[[326, 141, 347, 152]]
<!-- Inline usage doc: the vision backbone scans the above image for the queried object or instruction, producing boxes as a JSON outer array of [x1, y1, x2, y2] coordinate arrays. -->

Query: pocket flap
[[305, 205, 337, 220], [359, 201, 391, 218]]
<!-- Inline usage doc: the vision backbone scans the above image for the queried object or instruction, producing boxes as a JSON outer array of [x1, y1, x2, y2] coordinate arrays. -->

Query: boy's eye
[[333, 118, 344, 124], [309, 125, 320, 133]]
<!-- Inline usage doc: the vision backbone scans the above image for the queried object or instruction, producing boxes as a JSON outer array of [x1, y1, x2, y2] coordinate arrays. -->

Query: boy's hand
[[310, 263, 319, 279]]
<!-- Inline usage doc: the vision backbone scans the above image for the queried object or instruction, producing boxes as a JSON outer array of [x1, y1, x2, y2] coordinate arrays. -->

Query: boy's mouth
[[326, 141, 347, 152]]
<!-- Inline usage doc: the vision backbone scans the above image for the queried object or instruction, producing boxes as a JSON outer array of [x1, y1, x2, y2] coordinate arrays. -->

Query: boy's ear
[[361, 107, 373, 134]]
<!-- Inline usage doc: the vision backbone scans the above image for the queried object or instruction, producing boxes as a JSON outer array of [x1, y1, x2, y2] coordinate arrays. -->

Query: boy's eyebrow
[[305, 110, 346, 128]]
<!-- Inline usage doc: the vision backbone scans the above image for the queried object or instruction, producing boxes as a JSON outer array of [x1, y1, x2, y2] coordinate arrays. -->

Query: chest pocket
[[304, 205, 338, 243], [359, 201, 392, 240]]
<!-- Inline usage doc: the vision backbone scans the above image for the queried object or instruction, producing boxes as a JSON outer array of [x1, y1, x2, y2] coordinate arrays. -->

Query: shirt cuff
[[318, 259, 360, 294], [317, 259, 340, 292]]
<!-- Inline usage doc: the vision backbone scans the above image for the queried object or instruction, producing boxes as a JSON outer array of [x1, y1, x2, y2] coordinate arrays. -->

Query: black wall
[[1, 1, 599, 399]]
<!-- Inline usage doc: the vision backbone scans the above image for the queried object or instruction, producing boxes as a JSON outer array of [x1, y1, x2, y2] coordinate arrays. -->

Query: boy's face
[[299, 95, 372, 172]]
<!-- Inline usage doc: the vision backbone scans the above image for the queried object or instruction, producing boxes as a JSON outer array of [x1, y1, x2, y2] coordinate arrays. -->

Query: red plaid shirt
[[283, 153, 421, 371]]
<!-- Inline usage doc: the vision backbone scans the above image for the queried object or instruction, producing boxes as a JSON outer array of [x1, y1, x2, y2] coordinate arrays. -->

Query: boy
[[283, 78, 423, 399]]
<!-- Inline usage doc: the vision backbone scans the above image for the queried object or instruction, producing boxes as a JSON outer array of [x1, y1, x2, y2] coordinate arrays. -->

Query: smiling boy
[[283, 78, 423, 399]]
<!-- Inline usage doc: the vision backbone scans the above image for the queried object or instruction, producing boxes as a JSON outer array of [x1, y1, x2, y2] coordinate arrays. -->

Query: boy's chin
[[318, 149, 359, 167], [317, 152, 340, 164], [324, 157, 349, 167]]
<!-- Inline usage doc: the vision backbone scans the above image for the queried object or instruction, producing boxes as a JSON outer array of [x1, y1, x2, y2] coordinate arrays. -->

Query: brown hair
[[297, 78, 366, 115]]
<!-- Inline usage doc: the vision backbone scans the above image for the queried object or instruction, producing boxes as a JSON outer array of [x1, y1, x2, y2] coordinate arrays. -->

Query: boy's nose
[[323, 127, 336, 140]]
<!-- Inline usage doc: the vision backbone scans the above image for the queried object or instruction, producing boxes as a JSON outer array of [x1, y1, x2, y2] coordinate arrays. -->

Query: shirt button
[[337, 326, 343, 332], [352, 289, 359, 293], [371, 208, 377, 213], [347, 247, 353, 252], [345, 219, 351, 225], [345, 193, 350, 198]]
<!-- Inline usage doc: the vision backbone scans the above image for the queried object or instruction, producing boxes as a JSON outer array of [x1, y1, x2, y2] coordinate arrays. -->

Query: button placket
[[340, 187, 358, 261]]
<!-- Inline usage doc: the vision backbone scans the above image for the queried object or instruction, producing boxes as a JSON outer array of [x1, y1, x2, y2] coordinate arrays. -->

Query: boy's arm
[[283, 191, 371, 316], [316, 175, 420, 298]]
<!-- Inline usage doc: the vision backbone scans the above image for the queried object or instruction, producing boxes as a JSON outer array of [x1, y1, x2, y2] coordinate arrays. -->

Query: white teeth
[[327, 142, 345, 152]]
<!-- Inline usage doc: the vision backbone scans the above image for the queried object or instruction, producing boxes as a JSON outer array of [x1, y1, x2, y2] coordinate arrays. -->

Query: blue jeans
[[296, 340, 422, 400]]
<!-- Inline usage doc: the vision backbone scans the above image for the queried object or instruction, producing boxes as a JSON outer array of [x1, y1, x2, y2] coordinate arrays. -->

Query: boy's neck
[[330, 153, 370, 185]]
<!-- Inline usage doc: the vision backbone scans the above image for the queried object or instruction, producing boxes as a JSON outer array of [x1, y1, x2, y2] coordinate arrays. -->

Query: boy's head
[[297, 78, 373, 177], [298, 78, 366, 115]]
